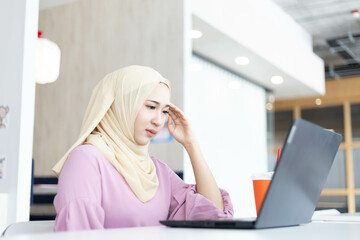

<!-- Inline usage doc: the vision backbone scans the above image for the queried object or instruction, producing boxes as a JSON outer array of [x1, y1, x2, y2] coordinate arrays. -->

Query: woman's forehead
[[146, 83, 170, 104]]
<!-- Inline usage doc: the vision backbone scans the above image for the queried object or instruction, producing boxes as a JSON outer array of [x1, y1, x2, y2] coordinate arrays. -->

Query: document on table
[[312, 209, 360, 222]]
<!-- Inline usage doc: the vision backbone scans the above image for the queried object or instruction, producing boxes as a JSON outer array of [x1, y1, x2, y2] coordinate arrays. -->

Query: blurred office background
[[1, 0, 360, 231], [273, 0, 360, 214]]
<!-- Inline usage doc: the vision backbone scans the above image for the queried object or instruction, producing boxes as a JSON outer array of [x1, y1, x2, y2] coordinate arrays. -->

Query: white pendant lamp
[[36, 31, 61, 84]]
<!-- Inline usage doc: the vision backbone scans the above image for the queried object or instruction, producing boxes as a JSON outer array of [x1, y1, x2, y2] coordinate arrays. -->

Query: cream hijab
[[52, 65, 171, 202]]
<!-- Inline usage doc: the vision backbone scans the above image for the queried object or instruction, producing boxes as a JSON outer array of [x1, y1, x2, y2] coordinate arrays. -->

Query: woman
[[52, 65, 233, 231]]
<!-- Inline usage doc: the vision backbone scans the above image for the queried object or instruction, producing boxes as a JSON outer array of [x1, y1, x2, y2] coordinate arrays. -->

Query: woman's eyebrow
[[147, 100, 170, 108]]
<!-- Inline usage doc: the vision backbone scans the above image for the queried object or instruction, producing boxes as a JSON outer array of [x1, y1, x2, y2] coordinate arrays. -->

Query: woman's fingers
[[167, 115, 174, 131], [168, 108, 177, 120], [167, 104, 195, 146], [169, 104, 186, 121]]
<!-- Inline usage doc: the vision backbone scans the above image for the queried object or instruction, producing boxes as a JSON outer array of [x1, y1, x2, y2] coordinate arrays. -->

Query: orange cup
[[251, 172, 273, 215]]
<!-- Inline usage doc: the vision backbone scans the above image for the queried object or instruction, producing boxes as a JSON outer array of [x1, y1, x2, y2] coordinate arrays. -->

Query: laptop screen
[[255, 119, 342, 228]]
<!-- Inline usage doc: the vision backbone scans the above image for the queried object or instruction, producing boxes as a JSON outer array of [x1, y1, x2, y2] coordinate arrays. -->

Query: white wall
[[184, 55, 267, 217], [0, 0, 39, 232]]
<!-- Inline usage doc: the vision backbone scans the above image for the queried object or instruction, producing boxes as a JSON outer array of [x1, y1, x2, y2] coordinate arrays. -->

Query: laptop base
[[160, 218, 256, 229]]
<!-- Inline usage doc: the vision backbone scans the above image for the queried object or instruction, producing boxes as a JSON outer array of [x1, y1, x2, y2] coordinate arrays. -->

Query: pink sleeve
[[53, 147, 105, 231], [168, 170, 234, 220]]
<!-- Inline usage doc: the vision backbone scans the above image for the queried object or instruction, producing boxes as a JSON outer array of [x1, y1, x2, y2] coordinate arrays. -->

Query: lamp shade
[[36, 36, 61, 84]]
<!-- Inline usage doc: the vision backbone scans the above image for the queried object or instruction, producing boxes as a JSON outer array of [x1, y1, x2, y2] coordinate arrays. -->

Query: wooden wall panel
[[275, 76, 360, 111]]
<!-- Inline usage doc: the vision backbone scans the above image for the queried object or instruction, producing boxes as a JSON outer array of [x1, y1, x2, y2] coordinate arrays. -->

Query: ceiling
[[273, 0, 360, 78]]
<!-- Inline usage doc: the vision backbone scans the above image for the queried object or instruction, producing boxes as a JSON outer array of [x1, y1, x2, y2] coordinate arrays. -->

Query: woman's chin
[[135, 138, 151, 146]]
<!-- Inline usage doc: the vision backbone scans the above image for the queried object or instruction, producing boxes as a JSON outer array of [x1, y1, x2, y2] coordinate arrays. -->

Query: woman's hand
[[167, 104, 196, 147], [167, 104, 224, 211], [168, 104, 224, 210]]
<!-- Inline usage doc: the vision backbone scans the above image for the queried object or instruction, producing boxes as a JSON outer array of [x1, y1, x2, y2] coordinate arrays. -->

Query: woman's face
[[134, 83, 170, 145]]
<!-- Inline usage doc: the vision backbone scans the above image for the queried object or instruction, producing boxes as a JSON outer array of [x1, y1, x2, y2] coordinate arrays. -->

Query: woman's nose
[[151, 111, 164, 127]]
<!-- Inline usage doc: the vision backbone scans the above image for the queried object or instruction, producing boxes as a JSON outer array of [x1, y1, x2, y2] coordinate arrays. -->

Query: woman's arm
[[54, 146, 105, 231], [167, 104, 224, 211]]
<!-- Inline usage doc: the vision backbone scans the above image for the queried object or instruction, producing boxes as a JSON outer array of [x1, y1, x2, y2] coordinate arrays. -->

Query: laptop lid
[[255, 118, 342, 228]]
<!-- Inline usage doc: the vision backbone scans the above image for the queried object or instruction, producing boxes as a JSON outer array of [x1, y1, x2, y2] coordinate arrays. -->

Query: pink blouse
[[53, 144, 234, 231]]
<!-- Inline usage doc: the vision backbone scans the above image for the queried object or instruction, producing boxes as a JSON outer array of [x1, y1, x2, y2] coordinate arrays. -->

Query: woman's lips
[[146, 129, 156, 137]]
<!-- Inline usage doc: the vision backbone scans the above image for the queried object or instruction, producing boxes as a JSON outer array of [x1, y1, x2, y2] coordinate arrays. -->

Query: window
[[301, 106, 344, 139], [324, 150, 346, 189], [185, 54, 267, 217], [351, 104, 360, 142], [274, 110, 293, 147]]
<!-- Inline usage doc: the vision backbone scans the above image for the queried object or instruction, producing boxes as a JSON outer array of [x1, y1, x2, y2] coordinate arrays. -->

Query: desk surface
[[5, 222, 360, 240]]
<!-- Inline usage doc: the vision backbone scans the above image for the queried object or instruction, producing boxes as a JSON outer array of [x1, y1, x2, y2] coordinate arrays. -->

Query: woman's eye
[[163, 110, 169, 115], [146, 105, 156, 110]]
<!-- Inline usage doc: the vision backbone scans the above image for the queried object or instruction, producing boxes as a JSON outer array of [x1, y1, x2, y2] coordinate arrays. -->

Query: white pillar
[[0, 0, 39, 232]]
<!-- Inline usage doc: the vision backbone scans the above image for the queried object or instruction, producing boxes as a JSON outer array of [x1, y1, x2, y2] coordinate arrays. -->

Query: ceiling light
[[315, 98, 322, 105], [351, 10, 360, 18], [228, 80, 242, 89], [235, 56, 250, 65], [189, 63, 202, 72], [190, 30, 203, 39], [270, 76, 284, 85]]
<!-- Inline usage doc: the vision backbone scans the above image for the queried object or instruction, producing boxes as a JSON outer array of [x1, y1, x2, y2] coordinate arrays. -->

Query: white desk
[[4, 222, 360, 240]]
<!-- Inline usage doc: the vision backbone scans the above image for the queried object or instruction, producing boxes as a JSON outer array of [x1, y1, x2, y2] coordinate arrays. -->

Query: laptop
[[160, 118, 342, 229]]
